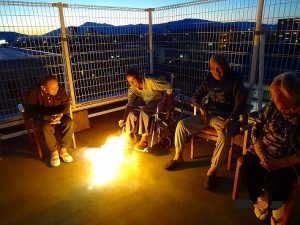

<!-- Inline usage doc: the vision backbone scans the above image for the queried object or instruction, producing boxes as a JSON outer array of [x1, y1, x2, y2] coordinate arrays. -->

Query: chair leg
[[33, 131, 43, 159], [232, 155, 244, 200], [282, 182, 299, 225], [227, 138, 234, 171], [242, 130, 249, 155], [72, 133, 76, 149], [191, 135, 195, 159]]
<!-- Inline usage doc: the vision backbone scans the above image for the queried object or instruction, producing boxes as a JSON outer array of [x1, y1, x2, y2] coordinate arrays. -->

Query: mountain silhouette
[[0, 18, 277, 41]]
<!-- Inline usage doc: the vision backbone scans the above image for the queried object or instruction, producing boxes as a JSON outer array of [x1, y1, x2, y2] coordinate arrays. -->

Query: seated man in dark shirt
[[165, 54, 246, 190], [25, 75, 74, 167]]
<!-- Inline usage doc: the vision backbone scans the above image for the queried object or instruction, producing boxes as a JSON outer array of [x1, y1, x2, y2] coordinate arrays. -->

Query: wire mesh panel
[[0, 1, 64, 122], [62, 4, 149, 106], [260, 0, 300, 101], [152, 0, 258, 97], [0, 1, 149, 123]]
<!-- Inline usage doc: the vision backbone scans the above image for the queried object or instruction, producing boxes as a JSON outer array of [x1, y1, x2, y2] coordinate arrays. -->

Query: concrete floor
[[0, 111, 299, 225]]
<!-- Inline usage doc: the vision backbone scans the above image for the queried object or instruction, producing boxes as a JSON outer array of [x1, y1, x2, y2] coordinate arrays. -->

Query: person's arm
[[121, 87, 136, 121], [267, 153, 300, 170], [150, 78, 173, 113], [150, 78, 173, 96], [50, 86, 70, 123], [250, 102, 275, 169], [191, 79, 208, 108]]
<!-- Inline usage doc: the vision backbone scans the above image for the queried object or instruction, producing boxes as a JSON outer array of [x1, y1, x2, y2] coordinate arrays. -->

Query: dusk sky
[[14, 0, 190, 8], [0, 0, 299, 35]]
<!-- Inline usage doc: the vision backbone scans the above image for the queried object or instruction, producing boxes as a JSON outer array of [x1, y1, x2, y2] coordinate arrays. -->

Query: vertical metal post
[[146, 8, 154, 74], [248, 0, 264, 104], [257, 32, 265, 111], [53, 2, 76, 108]]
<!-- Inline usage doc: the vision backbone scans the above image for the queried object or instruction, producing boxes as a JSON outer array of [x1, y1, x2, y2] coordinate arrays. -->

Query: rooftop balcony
[[0, 1, 300, 224]]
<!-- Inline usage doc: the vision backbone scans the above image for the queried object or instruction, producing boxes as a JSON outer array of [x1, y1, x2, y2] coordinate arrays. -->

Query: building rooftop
[[0, 111, 299, 225]]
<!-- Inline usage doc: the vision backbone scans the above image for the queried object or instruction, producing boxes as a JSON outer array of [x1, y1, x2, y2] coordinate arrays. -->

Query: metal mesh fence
[[62, 4, 149, 106], [0, 1, 64, 122], [152, 0, 300, 109], [152, 0, 257, 97], [0, 1, 149, 122], [260, 0, 300, 101]]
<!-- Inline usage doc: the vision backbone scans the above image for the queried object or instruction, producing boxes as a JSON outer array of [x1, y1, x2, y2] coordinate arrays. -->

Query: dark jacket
[[191, 71, 246, 120], [24, 84, 70, 120]]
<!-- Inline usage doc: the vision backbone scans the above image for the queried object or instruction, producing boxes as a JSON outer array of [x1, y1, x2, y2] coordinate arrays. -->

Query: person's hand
[[50, 113, 63, 124], [200, 108, 209, 125], [267, 158, 286, 171], [222, 118, 234, 133], [118, 119, 125, 127]]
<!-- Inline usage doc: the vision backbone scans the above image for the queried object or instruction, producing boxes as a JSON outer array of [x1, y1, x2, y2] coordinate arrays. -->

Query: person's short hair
[[41, 75, 58, 86], [125, 68, 141, 80], [210, 54, 229, 66], [270, 71, 300, 107]]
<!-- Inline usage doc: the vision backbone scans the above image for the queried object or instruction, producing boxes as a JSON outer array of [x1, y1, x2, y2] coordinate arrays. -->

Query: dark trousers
[[241, 152, 297, 205], [41, 115, 74, 152]]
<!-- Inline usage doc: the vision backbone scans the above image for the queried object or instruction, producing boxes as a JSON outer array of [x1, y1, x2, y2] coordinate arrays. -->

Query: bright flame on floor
[[85, 134, 138, 189]]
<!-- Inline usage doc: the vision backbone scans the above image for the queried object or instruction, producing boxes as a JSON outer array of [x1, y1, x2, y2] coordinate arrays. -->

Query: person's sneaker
[[50, 151, 60, 167], [60, 153, 73, 163], [204, 175, 217, 190], [60, 148, 73, 163], [164, 159, 182, 171]]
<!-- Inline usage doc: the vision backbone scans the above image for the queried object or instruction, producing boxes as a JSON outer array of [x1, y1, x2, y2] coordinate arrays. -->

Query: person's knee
[[63, 117, 74, 129], [128, 112, 136, 120], [42, 122, 53, 133], [67, 119, 75, 129], [176, 119, 186, 131], [218, 132, 230, 141]]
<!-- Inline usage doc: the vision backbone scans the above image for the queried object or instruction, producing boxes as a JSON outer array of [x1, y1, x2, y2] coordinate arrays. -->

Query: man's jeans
[[174, 114, 240, 168]]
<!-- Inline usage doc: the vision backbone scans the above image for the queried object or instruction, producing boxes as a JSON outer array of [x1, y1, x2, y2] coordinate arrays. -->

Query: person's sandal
[[165, 159, 182, 171], [253, 200, 269, 221], [50, 155, 60, 167], [204, 175, 218, 190], [271, 205, 284, 225], [271, 216, 283, 225]]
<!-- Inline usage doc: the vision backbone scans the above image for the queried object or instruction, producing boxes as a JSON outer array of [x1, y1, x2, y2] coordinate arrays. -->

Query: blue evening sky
[[14, 0, 190, 8]]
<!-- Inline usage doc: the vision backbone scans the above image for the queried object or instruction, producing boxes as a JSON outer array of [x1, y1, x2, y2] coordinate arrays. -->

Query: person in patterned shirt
[[242, 71, 300, 225]]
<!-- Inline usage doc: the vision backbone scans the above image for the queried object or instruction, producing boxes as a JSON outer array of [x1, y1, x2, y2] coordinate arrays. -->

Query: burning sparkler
[[85, 133, 139, 189]]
